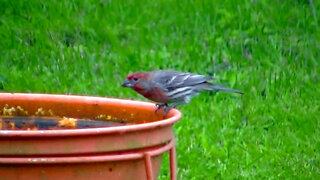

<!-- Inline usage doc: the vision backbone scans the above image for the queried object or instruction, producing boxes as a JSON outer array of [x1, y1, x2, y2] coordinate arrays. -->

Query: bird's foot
[[162, 106, 174, 118], [155, 103, 172, 117], [155, 103, 177, 118], [155, 103, 168, 113]]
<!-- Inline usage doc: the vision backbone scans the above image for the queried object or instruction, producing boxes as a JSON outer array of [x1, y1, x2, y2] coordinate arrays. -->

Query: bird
[[122, 70, 243, 117]]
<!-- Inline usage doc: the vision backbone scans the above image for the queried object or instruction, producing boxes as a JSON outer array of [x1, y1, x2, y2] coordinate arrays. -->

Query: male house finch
[[122, 70, 243, 116]]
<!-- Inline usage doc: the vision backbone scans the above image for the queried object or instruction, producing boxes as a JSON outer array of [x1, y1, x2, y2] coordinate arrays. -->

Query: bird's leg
[[156, 100, 187, 118], [162, 106, 173, 117], [155, 103, 168, 113]]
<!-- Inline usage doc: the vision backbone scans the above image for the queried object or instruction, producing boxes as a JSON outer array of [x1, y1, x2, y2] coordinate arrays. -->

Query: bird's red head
[[122, 72, 150, 89], [126, 73, 149, 81]]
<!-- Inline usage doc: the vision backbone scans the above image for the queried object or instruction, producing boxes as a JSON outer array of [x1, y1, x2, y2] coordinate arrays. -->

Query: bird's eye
[[133, 78, 138, 81]]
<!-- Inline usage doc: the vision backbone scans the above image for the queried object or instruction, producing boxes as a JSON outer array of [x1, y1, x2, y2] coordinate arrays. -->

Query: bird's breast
[[140, 87, 168, 103]]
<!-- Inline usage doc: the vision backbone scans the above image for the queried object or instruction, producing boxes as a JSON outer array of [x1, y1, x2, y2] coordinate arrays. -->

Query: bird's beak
[[122, 80, 132, 88]]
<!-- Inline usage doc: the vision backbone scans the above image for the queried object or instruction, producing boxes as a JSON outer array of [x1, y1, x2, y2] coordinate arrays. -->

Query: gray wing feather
[[151, 70, 212, 91]]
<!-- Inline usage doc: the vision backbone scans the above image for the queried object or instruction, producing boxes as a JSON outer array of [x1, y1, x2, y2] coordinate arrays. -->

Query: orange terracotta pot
[[0, 93, 181, 180]]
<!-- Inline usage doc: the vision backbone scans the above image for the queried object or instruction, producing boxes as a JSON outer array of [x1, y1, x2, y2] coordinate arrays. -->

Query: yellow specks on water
[[35, 108, 55, 117], [2, 104, 16, 116], [95, 114, 106, 120], [35, 108, 45, 116], [9, 122, 15, 129], [96, 114, 113, 121], [16, 106, 28, 116], [1, 104, 29, 116], [58, 117, 77, 128], [48, 109, 54, 116]]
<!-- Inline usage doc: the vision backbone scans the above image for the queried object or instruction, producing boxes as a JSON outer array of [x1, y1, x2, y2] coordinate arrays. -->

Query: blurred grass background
[[0, 0, 319, 179]]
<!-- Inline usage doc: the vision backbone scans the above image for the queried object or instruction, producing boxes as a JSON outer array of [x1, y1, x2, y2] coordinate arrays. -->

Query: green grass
[[1, 0, 320, 179]]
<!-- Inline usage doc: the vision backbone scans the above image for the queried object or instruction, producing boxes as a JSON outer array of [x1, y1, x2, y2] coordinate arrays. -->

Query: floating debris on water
[[0, 116, 127, 130], [0, 104, 128, 130]]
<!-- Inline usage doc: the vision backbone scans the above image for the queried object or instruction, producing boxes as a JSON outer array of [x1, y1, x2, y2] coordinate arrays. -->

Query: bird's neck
[[132, 82, 150, 94]]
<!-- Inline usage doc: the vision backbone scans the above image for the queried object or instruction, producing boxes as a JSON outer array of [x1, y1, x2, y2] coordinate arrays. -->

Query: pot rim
[[0, 93, 182, 137]]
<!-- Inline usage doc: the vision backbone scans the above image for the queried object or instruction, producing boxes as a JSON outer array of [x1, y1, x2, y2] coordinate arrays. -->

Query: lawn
[[0, 0, 319, 179]]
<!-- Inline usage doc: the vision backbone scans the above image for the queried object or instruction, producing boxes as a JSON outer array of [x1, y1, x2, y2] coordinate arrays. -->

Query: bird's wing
[[151, 70, 212, 91]]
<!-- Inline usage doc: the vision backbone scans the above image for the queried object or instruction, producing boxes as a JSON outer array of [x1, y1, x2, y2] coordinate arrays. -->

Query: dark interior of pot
[[0, 94, 169, 131]]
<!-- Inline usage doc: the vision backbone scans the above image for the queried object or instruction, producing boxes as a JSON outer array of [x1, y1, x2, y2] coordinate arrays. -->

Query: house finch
[[122, 70, 243, 116]]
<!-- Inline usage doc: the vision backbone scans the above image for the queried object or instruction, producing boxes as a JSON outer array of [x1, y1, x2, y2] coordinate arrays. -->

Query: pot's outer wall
[[0, 156, 163, 180], [0, 93, 181, 180]]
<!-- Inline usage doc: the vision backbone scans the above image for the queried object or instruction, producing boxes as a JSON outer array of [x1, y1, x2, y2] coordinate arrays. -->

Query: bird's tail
[[203, 84, 243, 94]]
